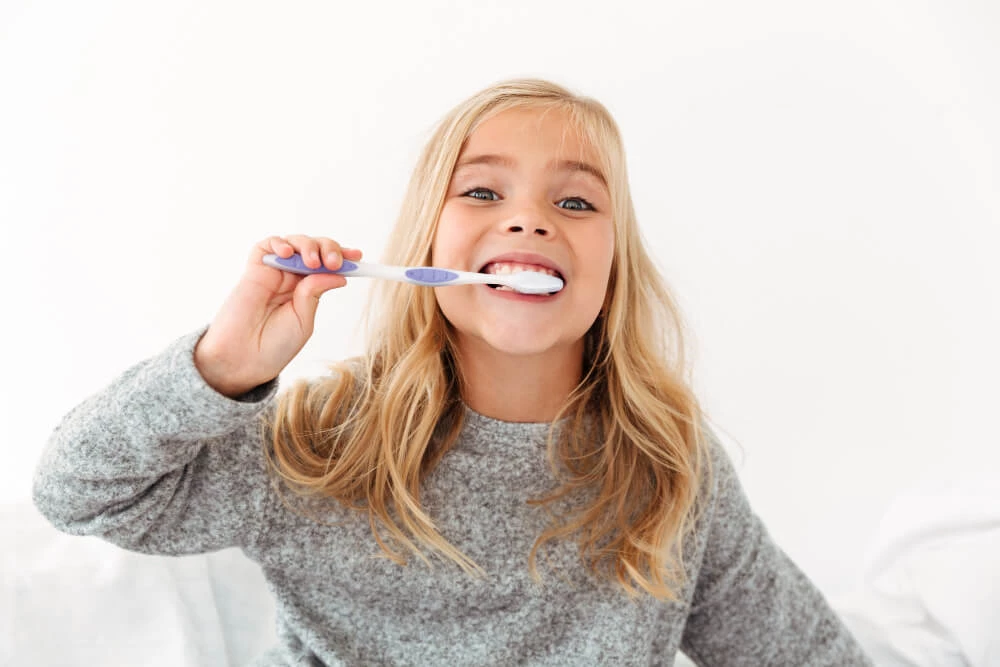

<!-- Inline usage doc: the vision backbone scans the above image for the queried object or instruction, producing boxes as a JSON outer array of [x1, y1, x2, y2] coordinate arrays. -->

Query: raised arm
[[33, 234, 363, 555], [32, 326, 280, 554]]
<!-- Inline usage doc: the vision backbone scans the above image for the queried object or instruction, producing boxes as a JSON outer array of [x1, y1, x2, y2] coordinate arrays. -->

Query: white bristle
[[506, 272, 565, 295]]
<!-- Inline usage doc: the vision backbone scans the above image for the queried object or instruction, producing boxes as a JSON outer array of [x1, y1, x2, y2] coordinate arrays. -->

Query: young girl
[[33, 78, 872, 665]]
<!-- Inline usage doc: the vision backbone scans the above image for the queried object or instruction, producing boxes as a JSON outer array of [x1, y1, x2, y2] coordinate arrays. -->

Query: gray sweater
[[32, 327, 873, 666]]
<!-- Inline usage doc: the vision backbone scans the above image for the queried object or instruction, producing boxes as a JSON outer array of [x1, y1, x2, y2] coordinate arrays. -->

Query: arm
[[32, 326, 279, 555], [680, 435, 874, 666]]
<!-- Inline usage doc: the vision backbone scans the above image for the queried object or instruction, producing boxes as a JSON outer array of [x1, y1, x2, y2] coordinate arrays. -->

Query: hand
[[193, 235, 363, 398]]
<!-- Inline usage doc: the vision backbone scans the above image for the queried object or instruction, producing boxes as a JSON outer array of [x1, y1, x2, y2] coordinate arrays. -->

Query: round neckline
[[460, 402, 572, 437]]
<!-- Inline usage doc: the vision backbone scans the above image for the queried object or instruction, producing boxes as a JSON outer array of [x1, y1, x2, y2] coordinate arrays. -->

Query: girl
[[33, 78, 872, 665]]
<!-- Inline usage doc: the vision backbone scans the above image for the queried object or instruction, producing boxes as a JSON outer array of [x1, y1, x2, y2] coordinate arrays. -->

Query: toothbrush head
[[507, 271, 565, 295]]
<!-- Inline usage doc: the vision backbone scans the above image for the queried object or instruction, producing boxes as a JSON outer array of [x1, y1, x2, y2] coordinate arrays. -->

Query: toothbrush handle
[[262, 254, 471, 286]]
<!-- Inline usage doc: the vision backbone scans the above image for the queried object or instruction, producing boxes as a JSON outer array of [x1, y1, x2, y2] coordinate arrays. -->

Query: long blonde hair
[[264, 78, 712, 601]]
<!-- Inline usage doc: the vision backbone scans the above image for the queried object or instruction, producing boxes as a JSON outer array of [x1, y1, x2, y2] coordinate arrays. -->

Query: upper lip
[[477, 251, 566, 279]]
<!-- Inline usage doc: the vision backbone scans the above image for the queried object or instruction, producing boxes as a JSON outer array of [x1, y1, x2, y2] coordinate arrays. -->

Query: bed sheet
[[4, 500, 276, 666]]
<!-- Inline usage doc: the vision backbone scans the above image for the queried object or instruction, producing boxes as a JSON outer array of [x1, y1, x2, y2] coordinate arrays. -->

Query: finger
[[318, 239, 363, 271], [315, 238, 348, 271], [283, 235, 323, 269], [249, 235, 294, 263]]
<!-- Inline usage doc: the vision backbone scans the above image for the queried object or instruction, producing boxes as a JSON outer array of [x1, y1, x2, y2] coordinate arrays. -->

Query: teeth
[[482, 261, 560, 277]]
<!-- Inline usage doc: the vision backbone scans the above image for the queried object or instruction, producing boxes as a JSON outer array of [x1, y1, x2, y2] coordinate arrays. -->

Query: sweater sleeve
[[680, 434, 874, 666], [31, 326, 280, 556]]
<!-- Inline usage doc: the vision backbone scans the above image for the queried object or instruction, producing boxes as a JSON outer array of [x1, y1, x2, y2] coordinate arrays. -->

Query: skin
[[194, 235, 363, 398], [432, 107, 615, 423]]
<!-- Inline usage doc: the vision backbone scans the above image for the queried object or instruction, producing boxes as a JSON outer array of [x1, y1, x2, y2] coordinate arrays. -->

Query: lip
[[476, 251, 566, 279]]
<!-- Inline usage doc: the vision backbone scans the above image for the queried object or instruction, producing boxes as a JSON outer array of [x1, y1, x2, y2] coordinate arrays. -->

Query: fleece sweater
[[33, 327, 873, 666]]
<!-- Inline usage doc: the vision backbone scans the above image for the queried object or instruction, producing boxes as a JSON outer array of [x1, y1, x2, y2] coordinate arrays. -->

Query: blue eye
[[461, 187, 596, 212], [559, 197, 595, 211], [463, 188, 499, 201]]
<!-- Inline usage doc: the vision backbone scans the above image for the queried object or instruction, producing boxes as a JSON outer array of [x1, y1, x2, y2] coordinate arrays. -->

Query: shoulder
[[693, 421, 759, 553], [698, 424, 746, 518], [679, 422, 753, 581]]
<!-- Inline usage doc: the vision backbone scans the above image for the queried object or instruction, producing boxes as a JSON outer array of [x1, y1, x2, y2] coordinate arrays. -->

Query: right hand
[[194, 235, 363, 398]]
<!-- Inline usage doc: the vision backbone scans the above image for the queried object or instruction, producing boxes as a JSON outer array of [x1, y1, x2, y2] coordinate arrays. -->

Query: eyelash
[[461, 187, 597, 212]]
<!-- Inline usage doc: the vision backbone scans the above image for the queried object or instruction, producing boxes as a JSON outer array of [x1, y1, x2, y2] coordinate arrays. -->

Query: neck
[[454, 338, 584, 423]]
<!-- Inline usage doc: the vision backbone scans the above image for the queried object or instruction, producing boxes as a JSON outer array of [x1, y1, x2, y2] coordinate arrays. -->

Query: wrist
[[193, 336, 257, 399]]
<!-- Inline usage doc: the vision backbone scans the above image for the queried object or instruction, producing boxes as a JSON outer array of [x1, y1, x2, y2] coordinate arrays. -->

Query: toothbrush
[[261, 253, 564, 295]]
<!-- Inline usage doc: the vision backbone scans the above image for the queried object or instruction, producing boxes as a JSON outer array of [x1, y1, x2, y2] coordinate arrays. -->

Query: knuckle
[[319, 238, 341, 253]]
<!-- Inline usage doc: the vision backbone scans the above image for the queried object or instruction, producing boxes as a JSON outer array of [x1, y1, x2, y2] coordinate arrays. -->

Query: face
[[431, 106, 615, 360]]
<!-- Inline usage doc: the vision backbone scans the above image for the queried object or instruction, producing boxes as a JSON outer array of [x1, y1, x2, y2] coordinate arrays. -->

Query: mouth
[[477, 261, 565, 296]]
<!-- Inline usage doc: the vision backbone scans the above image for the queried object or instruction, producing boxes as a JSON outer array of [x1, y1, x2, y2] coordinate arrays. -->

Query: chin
[[479, 326, 577, 357], [482, 339, 554, 357]]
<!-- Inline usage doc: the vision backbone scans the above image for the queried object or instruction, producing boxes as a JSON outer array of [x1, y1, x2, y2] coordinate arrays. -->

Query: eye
[[558, 197, 596, 212], [460, 188, 597, 212], [462, 187, 500, 201]]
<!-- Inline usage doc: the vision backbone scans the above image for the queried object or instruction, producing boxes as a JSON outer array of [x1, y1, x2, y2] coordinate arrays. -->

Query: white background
[[2, 0, 997, 605]]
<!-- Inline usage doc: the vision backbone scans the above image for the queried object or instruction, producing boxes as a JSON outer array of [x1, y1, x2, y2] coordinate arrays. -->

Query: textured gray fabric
[[33, 326, 873, 666]]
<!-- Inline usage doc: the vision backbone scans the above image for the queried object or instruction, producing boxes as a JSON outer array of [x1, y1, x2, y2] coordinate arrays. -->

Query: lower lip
[[481, 284, 564, 302]]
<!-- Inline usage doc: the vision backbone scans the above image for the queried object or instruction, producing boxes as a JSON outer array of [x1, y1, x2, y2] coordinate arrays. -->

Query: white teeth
[[482, 261, 560, 277], [481, 261, 562, 296]]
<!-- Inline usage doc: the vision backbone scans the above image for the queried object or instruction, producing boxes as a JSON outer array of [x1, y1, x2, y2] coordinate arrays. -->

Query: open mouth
[[478, 262, 565, 296]]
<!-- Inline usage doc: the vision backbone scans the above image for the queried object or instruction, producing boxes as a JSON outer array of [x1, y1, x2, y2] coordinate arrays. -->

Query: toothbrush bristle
[[510, 271, 565, 295]]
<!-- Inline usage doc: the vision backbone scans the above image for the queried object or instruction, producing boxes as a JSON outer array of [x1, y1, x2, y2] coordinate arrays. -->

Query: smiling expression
[[431, 106, 615, 358]]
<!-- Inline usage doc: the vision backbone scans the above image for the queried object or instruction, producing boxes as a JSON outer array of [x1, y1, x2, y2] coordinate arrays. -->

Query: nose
[[504, 222, 549, 236], [501, 204, 554, 237]]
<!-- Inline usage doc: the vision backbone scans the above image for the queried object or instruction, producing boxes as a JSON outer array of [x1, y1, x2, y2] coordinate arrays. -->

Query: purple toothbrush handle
[[403, 267, 459, 283], [262, 253, 358, 275], [262, 254, 462, 285]]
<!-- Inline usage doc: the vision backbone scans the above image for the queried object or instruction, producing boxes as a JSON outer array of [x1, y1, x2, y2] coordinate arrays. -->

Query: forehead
[[457, 106, 607, 186], [467, 106, 591, 151]]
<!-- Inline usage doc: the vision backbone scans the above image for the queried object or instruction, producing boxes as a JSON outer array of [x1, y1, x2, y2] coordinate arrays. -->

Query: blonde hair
[[264, 78, 712, 601]]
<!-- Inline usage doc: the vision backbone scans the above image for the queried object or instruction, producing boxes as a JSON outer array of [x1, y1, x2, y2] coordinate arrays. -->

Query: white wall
[[2, 0, 997, 603]]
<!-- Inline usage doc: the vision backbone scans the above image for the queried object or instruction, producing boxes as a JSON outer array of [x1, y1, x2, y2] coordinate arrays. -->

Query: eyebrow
[[454, 153, 608, 189]]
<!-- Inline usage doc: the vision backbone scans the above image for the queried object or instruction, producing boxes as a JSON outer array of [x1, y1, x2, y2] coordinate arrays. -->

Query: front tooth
[[487, 262, 558, 276]]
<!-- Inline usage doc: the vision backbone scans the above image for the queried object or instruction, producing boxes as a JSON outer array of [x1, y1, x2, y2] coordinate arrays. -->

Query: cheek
[[430, 220, 450, 265], [431, 209, 462, 265], [584, 226, 616, 282]]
